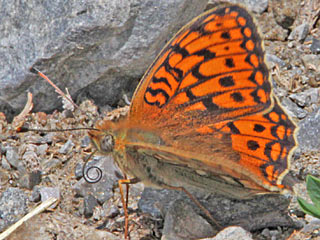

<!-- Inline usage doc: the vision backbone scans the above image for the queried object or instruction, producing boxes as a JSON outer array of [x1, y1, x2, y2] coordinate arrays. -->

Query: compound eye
[[100, 134, 114, 153]]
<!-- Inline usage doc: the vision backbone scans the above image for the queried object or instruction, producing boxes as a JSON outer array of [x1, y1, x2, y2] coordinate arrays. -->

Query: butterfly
[[88, 3, 298, 238]]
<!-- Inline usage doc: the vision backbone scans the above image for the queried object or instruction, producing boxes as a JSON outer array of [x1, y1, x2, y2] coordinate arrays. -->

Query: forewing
[[129, 4, 271, 125]]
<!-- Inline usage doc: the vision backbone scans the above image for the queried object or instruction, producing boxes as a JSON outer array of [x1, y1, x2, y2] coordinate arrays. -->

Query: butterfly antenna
[[16, 125, 100, 133]]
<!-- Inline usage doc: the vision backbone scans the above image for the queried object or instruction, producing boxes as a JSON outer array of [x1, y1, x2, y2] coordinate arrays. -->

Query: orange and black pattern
[[91, 6, 299, 239], [210, 98, 296, 188], [127, 4, 298, 192], [143, 5, 271, 121]]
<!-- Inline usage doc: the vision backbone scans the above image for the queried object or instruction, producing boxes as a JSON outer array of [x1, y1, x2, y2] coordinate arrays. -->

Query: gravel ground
[[1, 1, 320, 239]]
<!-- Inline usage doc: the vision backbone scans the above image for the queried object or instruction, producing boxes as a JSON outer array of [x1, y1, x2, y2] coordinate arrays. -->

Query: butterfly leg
[[167, 185, 222, 229], [118, 177, 140, 239], [122, 173, 130, 209]]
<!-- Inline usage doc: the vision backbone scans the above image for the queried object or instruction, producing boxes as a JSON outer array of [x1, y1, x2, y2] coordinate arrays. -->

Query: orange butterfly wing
[[125, 4, 297, 193], [130, 5, 271, 124], [211, 100, 297, 191]]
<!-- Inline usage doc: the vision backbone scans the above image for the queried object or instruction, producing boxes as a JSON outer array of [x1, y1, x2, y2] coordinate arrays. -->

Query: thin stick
[[12, 92, 34, 124], [0, 197, 58, 240], [30, 67, 78, 109]]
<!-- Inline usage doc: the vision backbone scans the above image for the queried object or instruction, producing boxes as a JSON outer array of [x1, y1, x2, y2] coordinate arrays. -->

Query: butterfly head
[[88, 120, 117, 154]]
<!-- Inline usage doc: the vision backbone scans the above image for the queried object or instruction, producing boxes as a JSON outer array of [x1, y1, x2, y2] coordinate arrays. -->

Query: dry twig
[[0, 197, 58, 240]]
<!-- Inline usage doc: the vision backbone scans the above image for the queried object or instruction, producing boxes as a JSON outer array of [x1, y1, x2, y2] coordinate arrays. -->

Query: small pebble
[[18, 170, 42, 190], [0, 188, 28, 232], [39, 187, 60, 208], [75, 162, 84, 179], [62, 109, 74, 118], [266, 54, 286, 68], [0, 169, 9, 185], [261, 228, 270, 238], [248, 0, 268, 14], [59, 139, 75, 154], [81, 136, 91, 148], [1, 155, 11, 170], [42, 158, 62, 172], [204, 226, 253, 240], [288, 23, 309, 42], [42, 133, 55, 144], [288, 41, 295, 48], [37, 144, 48, 155], [302, 54, 320, 70], [103, 200, 120, 218], [310, 38, 320, 54], [5, 146, 20, 169], [30, 187, 41, 202], [84, 194, 98, 218]]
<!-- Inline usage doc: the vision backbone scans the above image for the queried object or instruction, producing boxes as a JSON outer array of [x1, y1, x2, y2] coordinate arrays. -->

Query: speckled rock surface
[[0, 0, 208, 121], [1, 0, 320, 239]]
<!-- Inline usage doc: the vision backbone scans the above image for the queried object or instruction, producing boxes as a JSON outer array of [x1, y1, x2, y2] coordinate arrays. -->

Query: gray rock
[[1, 155, 11, 170], [287, 41, 295, 48], [266, 54, 286, 68], [0, 169, 10, 186], [58, 139, 74, 154], [248, 0, 268, 14], [21, 150, 38, 169], [302, 54, 320, 71], [0, 0, 208, 121], [139, 188, 181, 218], [269, 229, 281, 240], [62, 109, 74, 119], [103, 201, 120, 218], [289, 88, 319, 107], [36, 144, 49, 156], [42, 133, 55, 144], [5, 146, 19, 169], [84, 194, 98, 218], [42, 157, 62, 172], [139, 188, 297, 238], [261, 228, 271, 238], [298, 107, 320, 153], [74, 162, 84, 179], [301, 217, 320, 233], [210, 226, 253, 240], [39, 186, 60, 208], [288, 23, 309, 42], [0, 188, 28, 232], [218, 0, 268, 14], [271, 0, 299, 29], [162, 199, 216, 240], [30, 187, 41, 202], [18, 170, 42, 190], [73, 155, 120, 204], [81, 135, 91, 148], [280, 98, 308, 119], [310, 38, 320, 54]]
